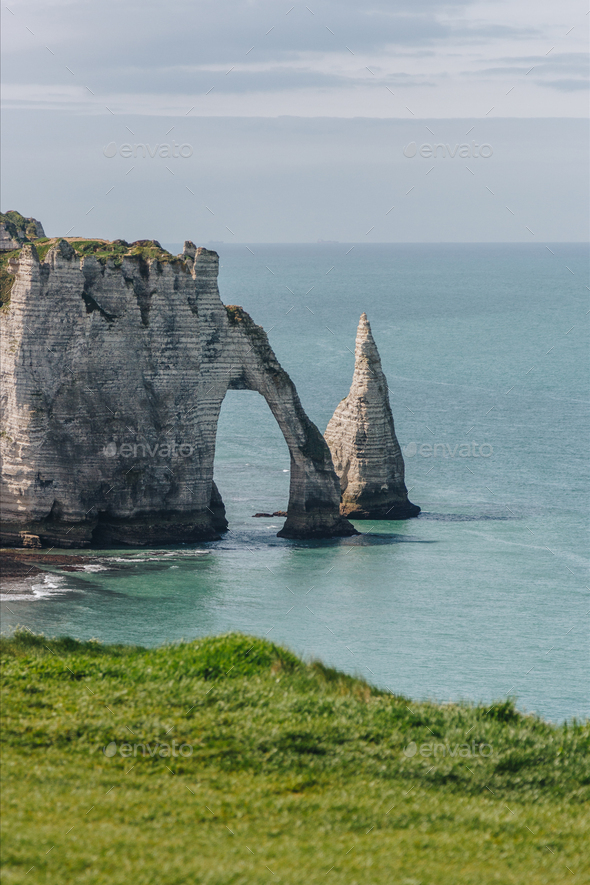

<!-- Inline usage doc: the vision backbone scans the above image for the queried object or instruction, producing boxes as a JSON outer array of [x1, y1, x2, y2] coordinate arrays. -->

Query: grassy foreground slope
[[1, 631, 588, 885]]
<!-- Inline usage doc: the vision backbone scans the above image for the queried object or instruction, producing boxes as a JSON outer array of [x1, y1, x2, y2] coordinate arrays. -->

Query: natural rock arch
[[0, 240, 355, 546], [220, 306, 355, 538]]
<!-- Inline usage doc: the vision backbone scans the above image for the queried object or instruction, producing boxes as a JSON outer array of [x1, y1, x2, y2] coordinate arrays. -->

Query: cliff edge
[[0, 232, 356, 546]]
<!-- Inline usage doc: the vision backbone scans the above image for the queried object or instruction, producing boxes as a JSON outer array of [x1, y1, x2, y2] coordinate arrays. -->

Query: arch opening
[[212, 389, 291, 527]]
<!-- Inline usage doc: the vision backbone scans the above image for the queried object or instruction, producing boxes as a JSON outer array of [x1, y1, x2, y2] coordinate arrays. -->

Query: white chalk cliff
[[0, 237, 357, 546], [325, 313, 420, 520]]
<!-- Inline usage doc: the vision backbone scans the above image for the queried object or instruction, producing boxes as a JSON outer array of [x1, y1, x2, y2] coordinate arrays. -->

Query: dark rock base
[[0, 521, 94, 549], [277, 513, 359, 539], [1, 483, 229, 549], [340, 500, 421, 520], [0, 509, 228, 549], [91, 512, 226, 547]]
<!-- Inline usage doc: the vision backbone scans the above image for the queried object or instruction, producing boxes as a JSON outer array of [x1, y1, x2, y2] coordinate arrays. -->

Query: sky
[[2, 0, 588, 241]]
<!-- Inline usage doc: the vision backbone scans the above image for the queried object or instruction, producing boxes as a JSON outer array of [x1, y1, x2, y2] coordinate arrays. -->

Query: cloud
[[469, 51, 588, 94], [1, 0, 588, 117], [476, 51, 588, 74], [0, 0, 547, 90], [544, 78, 588, 92]]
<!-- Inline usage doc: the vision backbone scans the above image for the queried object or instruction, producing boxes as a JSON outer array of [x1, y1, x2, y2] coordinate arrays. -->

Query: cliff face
[[0, 238, 356, 546], [325, 313, 420, 520]]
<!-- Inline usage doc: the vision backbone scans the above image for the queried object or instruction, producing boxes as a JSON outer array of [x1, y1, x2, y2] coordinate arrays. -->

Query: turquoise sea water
[[2, 244, 588, 723]]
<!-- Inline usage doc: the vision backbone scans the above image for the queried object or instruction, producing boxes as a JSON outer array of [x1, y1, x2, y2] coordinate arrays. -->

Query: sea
[[1, 243, 588, 723]]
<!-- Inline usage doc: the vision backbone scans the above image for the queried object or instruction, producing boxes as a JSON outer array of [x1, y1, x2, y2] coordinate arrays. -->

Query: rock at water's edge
[[325, 313, 420, 520]]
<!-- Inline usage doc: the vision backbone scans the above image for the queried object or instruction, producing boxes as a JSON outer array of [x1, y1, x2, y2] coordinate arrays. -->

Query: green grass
[[1, 631, 588, 884], [0, 250, 19, 308], [1, 236, 187, 280], [67, 238, 183, 267], [0, 237, 190, 308], [0, 210, 40, 240], [34, 240, 56, 262], [65, 238, 189, 269]]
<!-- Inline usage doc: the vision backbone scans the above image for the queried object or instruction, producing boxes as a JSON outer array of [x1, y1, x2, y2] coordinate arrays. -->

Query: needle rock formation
[[0, 229, 357, 546], [325, 313, 420, 520]]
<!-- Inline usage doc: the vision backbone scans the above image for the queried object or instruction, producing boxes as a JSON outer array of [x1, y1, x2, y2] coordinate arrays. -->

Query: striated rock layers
[[0, 238, 356, 546], [325, 313, 420, 520]]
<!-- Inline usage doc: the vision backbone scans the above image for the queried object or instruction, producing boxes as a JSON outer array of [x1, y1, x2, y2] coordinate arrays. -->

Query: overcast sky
[[2, 0, 588, 241]]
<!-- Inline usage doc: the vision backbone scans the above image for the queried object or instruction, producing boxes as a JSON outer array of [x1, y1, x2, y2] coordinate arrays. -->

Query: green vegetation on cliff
[[69, 238, 186, 268], [1, 631, 588, 884], [0, 238, 189, 308], [0, 210, 43, 240], [0, 250, 18, 309]]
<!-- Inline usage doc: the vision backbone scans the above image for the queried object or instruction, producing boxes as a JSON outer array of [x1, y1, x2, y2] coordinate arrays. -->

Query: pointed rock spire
[[324, 313, 420, 519]]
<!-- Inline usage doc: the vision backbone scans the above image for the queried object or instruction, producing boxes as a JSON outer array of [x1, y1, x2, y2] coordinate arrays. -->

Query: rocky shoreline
[[0, 549, 96, 579]]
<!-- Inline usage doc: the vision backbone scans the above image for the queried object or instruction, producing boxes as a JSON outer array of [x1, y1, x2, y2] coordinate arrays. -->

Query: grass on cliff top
[[67, 238, 184, 267], [1, 238, 183, 274], [1, 630, 589, 885], [0, 239, 188, 307], [0, 210, 40, 239]]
